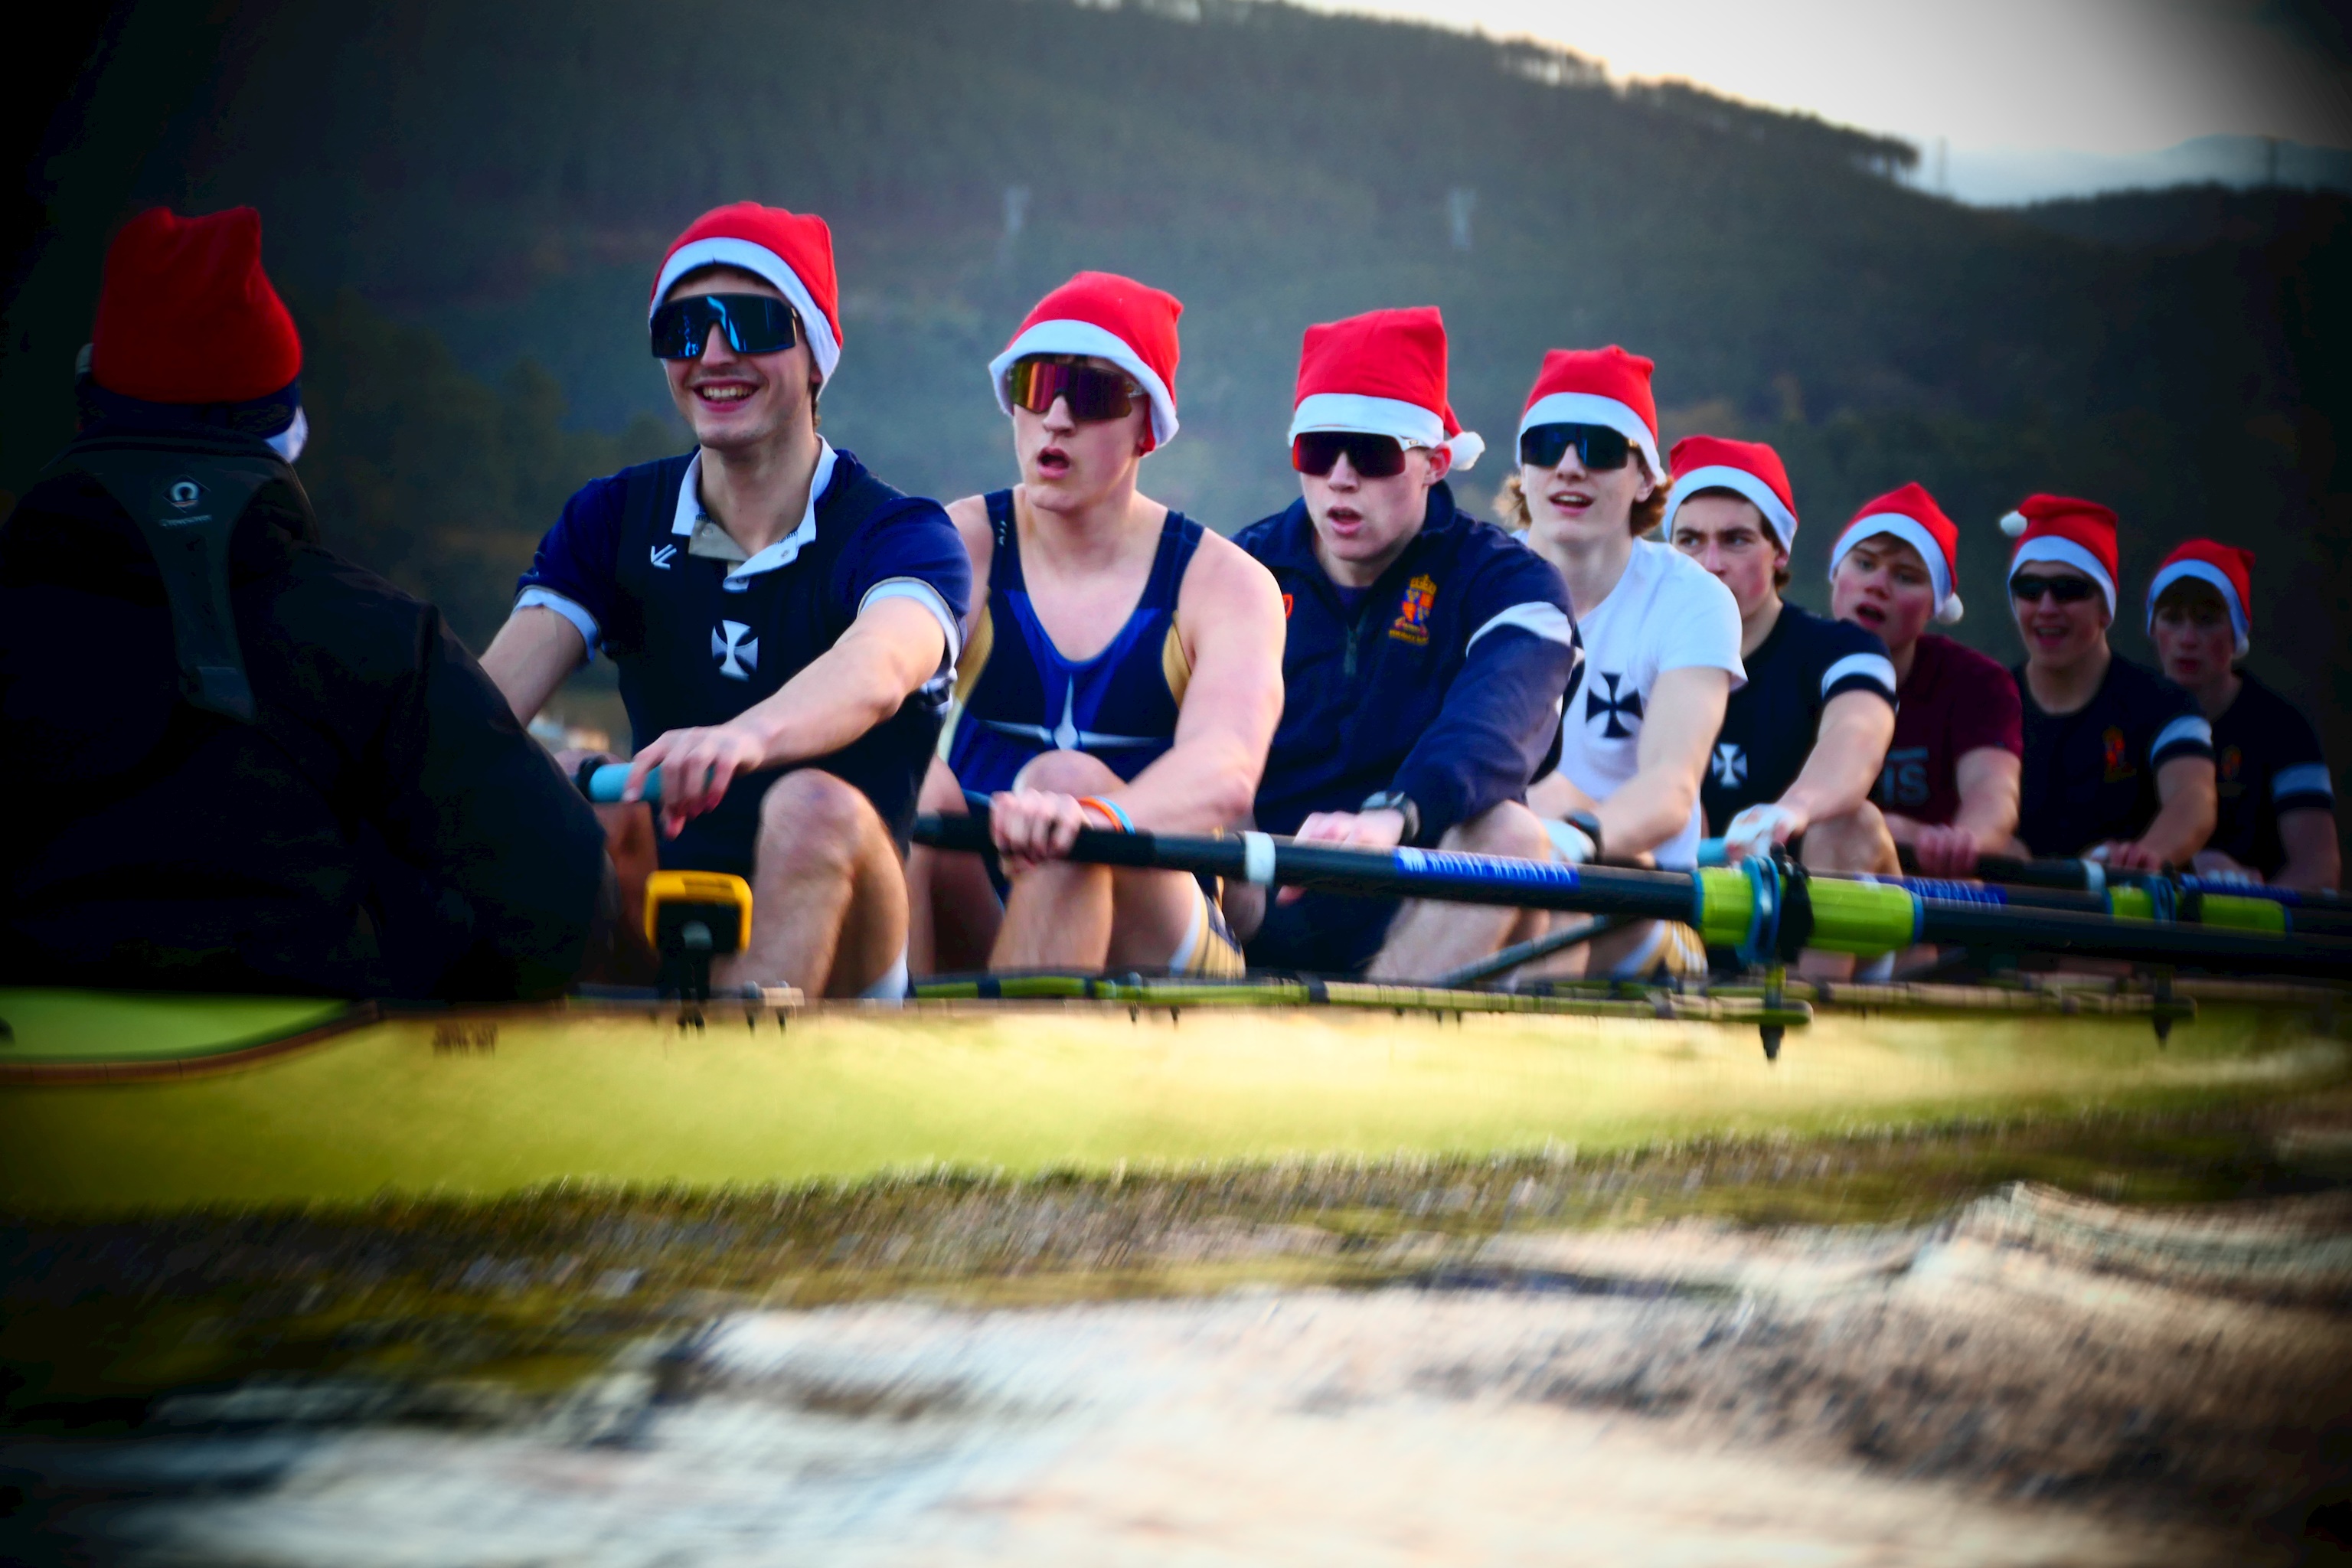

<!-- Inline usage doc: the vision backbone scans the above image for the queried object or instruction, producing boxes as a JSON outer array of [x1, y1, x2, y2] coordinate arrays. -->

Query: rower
[[1, 207, 614, 998], [1668, 437, 1900, 891], [2145, 541, 2338, 890], [1514, 348, 1744, 981], [914, 273, 1284, 975], [1827, 484, 2023, 876], [1234, 308, 1575, 979], [2003, 495, 2216, 869], [481, 204, 972, 999]]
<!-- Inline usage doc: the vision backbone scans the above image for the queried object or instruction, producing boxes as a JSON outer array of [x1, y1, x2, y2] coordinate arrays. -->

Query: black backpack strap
[[43, 443, 309, 723]]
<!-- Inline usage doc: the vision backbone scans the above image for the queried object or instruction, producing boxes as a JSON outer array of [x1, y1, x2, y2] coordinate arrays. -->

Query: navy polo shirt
[[2014, 652, 2213, 858], [515, 442, 970, 870], [2208, 671, 2335, 876], [1236, 482, 1578, 974], [1702, 602, 1896, 831]]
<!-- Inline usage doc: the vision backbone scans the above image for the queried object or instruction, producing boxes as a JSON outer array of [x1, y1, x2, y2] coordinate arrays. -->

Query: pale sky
[[1295, 0, 2352, 158]]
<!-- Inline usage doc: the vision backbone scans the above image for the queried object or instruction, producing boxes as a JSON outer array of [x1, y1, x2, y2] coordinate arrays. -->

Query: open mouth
[[1850, 603, 1887, 630], [691, 381, 755, 407], [1546, 489, 1595, 514], [1325, 505, 1364, 532], [1034, 446, 1071, 479]]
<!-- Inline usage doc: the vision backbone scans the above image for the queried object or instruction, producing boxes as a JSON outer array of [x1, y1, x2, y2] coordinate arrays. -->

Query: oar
[[1896, 844, 2351, 910], [1697, 838, 2352, 937], [583, 762, 662, 805], [916, 811, 2352, 981], [1431, 915, 1625, 989]]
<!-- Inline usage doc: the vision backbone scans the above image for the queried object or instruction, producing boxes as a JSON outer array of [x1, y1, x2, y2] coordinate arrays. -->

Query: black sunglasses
[[1517, 422, 1633, 472], [2009, 572, 2099, 604], [650, 293, 800, 360], [1292, 431, 1414, 479], [1008, 357, 1143, 423]]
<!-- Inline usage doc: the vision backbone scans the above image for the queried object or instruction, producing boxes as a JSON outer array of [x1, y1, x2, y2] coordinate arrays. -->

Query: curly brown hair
[[1493, 464, 1669, 537]]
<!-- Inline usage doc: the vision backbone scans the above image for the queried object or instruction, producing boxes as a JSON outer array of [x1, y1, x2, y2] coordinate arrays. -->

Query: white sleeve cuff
[[861, 578, 964, 671], [1821, 651, 1900, 702], [2152, 714, 2215, 760], [2273, 762, 2334, 803], [514, 588, 599, 658], [1466, 601, 1579, 650]]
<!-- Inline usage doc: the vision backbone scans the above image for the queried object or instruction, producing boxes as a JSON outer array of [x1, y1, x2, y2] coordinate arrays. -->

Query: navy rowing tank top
[[946, 489, 1202, 795]]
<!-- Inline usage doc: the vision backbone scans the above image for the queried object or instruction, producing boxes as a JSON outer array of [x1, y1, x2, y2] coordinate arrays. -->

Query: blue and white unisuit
[[944, 488, 1203, 796], [514, 441, 970, 875]]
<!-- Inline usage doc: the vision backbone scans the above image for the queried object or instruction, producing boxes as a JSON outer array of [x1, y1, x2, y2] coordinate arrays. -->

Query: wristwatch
[[1566, 809, 1604, 863], [1359, 790, 1422, 844]]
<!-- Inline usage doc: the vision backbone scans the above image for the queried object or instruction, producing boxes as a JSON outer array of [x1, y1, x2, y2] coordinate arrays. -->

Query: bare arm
[[1892, 745, 2022, 876], [1112, 539, 1286, 831], [942, 495, 995, 643], [624, 598, 947, 833], [1774, 690, 1895, 832], [2273, 808, 2342, 893], [479, 606, 587, 725], [2105, 755, 2217, 871], [1527, 665, 1728, 859]]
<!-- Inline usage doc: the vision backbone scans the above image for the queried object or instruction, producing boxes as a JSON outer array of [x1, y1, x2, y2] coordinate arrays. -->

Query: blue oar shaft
[[583, 762, 661, 805]]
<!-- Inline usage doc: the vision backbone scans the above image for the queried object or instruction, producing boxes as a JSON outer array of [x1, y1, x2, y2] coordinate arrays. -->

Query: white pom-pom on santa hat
[[1999, 509, 2029, 537]]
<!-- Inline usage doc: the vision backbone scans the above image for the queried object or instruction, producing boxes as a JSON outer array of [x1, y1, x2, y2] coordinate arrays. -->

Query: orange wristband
[[1076, 795, 1134, 832]]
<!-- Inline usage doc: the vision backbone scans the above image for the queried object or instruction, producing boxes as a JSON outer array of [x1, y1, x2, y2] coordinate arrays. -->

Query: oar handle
[[1897, 843, 2349, 910], [582, 761, 662, 805]]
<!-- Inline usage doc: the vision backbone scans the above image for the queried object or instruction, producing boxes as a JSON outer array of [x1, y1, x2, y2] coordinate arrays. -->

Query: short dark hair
[[1672, 485, 1788, 586]]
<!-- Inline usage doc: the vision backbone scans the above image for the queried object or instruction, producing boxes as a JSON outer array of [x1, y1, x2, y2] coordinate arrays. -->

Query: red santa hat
[[1830, 482, 1965, 625], [1517, 346, 1661, 478], [988, 271, 1183, 448], [91, 206, 301, 404], [2146, 539, 2253, 656], [1661, 436, 1798, 551], [2002, 495, 2119, 616], [1288, 306, 1483, 469], [651, 203, 842, 384]]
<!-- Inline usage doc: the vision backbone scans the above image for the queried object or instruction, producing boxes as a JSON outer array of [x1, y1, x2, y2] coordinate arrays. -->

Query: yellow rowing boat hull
[[1, 988, 2343, 1216]]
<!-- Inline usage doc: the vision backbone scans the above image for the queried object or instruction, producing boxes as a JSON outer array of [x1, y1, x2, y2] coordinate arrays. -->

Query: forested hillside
[[7, 0, 2346, 789]]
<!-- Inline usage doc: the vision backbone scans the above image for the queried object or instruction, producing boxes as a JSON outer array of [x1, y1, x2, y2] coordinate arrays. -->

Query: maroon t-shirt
[[1870, 633, 2024, 827]]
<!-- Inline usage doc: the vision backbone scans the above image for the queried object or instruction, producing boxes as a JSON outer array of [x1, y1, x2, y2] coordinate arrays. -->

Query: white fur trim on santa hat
[[988, 319, 1179, 446], [1831, 514, 1965, 625], [2146, 559, 2250, 657], [1517, 392, 1662, 477], [1289, 392, 1484, 469], [652, 237, 841, 383], [2007, 537, 2115, 617], [1663, 465, 1798, 552]]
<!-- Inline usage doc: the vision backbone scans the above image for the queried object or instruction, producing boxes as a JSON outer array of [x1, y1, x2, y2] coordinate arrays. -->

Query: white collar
[[671, 438, 838, 580]]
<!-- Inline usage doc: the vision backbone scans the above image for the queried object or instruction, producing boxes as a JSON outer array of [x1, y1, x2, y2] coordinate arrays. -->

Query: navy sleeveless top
[[946, 489, 1203, 795]]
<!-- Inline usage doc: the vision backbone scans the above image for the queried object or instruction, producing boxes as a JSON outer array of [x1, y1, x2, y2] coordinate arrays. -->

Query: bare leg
[[907, 757, 1001, 975], [989, 750, 1210, 972], [1798, 802, 1900, 981], [1365, 802, 1550, 981], [596, 801, 658, 935], [715, 769, 907, 997]]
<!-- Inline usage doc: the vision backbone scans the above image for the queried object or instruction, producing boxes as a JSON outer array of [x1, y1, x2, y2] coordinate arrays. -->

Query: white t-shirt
[[1545, 538, 1745, 868]]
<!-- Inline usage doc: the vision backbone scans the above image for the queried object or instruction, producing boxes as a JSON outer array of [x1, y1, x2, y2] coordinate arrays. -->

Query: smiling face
[[1518, 443, 1657, 554], [1670, 492, 1785, 619], [2150, 578, 2238, 690], [2010, 561, 2111, 671], [1011, 355, 1152, 515], [1831, 533, 1936, 655], [659, 266, 818, 456], [1301, 441, 1449, 586]]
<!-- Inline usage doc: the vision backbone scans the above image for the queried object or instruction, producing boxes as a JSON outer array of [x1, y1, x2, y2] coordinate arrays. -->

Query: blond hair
[[1494, 461, 1668, 537]]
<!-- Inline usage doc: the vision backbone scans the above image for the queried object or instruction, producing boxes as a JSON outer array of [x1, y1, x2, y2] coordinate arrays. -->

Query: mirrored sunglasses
[[649, 293, 800, 359], [1291, 431, 1412, 479], [1008, 358, 1144, 422], [1517, 422, 1633, 472]]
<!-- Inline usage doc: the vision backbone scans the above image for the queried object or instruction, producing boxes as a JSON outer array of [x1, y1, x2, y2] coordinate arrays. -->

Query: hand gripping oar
[[917, 811, 2352, 982]]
